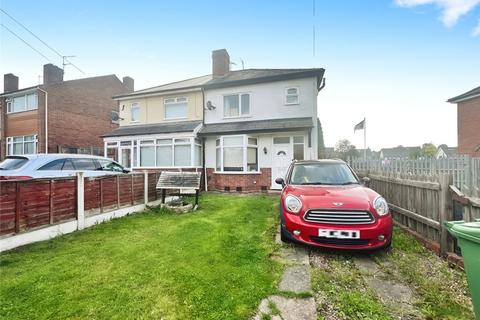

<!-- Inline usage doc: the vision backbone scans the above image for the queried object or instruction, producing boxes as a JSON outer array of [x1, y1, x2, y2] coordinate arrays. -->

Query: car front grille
[[304, 209, 375, 225], [310, 236, 370, 246]]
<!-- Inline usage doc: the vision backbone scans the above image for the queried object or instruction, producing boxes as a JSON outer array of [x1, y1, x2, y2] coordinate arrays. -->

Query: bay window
[[215, 135, 258, 172], [224, 93, 250, 117], [165, 97, 188, 119], [7, 92, 38, 113], [105, 136, 201, 168], [7, 135, 38, 155]]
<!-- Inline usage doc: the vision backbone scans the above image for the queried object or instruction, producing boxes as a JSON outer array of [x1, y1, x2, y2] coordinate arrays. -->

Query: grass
[[0, 194, 282, 320], [373, 227, 474, 320], [311, 255, 392, 320]]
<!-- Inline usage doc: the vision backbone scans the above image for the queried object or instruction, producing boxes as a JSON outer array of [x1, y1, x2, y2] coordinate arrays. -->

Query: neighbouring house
[[435, 144, 458, 159], [448, 85, 480, 157], [379, 146, 422, 160], [102, 75, 210, 170], [103, 49, 325, 191], [0, 64, 133, 159]]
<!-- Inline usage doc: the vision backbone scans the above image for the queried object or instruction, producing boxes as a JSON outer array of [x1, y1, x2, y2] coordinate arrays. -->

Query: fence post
[[439, 174, 453, 256], [144, 171, 149, 204], [77, 172, 85, 230]]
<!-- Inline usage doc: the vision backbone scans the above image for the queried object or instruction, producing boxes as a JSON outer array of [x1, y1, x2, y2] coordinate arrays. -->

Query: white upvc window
[[7, 93, 38, 113], [215, 135, 258, 172], [293, 136, 305, 160], [130, 103, 140, 122], [285, 87, 299, 105], [134, 137, 201, 168], [223, 93, 250, 118], [164, 97, 188, 119], [6, 135, 38, 155]]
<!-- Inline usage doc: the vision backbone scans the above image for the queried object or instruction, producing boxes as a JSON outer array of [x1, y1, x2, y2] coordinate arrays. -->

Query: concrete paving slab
[[270, 295, 317, 320], [279, 265, 311, 293]]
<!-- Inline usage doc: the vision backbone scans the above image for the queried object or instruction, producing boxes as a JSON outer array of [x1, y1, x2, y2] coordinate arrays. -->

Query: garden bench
[[156, 171, 202, 207]]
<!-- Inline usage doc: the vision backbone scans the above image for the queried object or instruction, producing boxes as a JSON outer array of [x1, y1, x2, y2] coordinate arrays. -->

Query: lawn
[[0, 194, 282, 320]]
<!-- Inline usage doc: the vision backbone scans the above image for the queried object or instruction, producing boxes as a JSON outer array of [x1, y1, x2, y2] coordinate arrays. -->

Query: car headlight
[[284, 195, 302, 214], [373, 196, 389, 216]]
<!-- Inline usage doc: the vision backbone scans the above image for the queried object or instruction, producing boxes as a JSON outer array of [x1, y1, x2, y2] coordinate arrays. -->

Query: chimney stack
[[212, 49, 230, 78], [123, 76, 134, 92], [4, 73, 19, 93], [43, 64, 64, 85]]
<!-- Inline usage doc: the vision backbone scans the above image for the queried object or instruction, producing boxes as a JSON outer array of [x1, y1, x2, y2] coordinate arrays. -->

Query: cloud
[[473, 19, 480, 35], [395, 0, 480, 29]]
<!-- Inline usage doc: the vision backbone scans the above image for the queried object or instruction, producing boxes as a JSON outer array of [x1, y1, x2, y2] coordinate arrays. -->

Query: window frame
[[130, 102, 140, 123], [104, 136, 202, 169], [215, 135, 259, 173], [164, 97, 188, 120], [223, 93, 251, 118], [6, 92, 38, 114], [6, 135, 38, 156], [285, 87, 299, 105]]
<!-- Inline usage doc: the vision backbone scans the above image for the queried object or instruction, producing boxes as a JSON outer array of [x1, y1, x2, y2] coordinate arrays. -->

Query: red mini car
[[276, 159, 392, 250]]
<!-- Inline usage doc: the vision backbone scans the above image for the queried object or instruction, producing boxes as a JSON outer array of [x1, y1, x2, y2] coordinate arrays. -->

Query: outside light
[[374, 196, 389, 216], [285, 195, 302, 214]]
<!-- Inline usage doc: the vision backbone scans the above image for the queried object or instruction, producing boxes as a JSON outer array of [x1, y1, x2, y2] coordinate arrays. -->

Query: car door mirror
[[362, 176, 371, 187], [275, 177, 285, 187]]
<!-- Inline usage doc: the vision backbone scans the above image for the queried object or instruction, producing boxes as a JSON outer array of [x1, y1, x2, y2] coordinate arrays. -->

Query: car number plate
[[318, 229, 360, 239]]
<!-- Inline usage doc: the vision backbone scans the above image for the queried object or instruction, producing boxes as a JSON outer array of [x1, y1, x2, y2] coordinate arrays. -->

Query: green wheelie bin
[[445, 219, 480, 319]]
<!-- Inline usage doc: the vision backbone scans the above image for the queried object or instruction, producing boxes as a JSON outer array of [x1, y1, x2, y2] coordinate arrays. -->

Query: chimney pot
[[43, 64, 64, 85], [212, 49, 230, 78], [4, 73, 19, 93], [123, 76, 134, 92]]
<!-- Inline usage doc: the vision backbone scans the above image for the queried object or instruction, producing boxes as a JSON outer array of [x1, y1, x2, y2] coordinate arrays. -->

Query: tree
[[422, 143, 437, 158], [317, 118, 326, 158], [334, 139, 359, 160]]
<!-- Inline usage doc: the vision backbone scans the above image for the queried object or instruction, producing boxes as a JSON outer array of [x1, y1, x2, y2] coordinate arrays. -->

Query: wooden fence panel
[[0, 182, 17, 235], [118, 175, 133, 206], [101, 176, 118, 210], [148, 173, 158, 202], [51, 179, 77, 223], [133, 174, 144, 203], [18, 181, 51, 232], [84, 178, 101, 214]]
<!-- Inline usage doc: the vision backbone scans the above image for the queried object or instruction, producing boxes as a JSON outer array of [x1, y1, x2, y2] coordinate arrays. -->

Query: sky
[[1, 0, 479, 151]]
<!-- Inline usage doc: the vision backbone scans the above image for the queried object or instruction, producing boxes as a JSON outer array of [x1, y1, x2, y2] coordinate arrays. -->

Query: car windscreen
[[289, 163, 359, 185], [0, 157, 29, 170]]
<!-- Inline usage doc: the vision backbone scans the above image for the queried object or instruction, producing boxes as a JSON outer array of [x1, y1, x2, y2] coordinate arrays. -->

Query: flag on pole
[[354, 119, 365, 132]]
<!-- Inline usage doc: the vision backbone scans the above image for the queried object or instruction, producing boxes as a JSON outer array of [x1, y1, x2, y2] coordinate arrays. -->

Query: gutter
[[447, 92, 480, 104], [37, 87, 48, 154]]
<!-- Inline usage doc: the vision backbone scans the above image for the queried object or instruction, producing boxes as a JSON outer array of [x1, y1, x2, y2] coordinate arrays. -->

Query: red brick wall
[[206, 168, 271, 192], [457, 97, 480, 157], [45, 75, 128, 153]]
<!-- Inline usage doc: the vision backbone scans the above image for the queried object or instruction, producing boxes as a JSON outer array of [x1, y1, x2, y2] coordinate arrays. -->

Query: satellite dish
[[110, 111, 123, 121], [206, 101, 216, 110]]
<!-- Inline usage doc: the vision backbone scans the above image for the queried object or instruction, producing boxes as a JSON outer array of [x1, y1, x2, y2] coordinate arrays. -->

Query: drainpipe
[[201, 87, 208, 191], [37, 87, 48, 154]]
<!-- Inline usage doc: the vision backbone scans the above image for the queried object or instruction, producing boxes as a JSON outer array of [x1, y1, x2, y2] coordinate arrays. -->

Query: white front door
[[271, 138, 293, 189]]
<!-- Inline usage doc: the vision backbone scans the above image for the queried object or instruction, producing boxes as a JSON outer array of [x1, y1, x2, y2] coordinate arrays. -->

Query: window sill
[[213, 171, 262, 175], [222, 115, 252, 120], [164, 117, 188, 121], [6, 108, 38, 115], [284, 103, 299, 106]]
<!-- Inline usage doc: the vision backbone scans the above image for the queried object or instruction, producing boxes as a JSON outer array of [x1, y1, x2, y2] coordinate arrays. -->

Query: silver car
[[0, 154, 129, 180]]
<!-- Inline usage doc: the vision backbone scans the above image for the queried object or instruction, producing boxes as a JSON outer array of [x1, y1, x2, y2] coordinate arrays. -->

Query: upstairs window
[[285, 87, 299, 105], [165, 97, 188, 119], [130, 103, 140, 122], [224, 93, 250, 117], [7, 93, 38, 113]]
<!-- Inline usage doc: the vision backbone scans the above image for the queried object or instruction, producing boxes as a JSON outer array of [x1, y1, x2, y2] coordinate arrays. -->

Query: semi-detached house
[[103, 49, 325, 191]]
